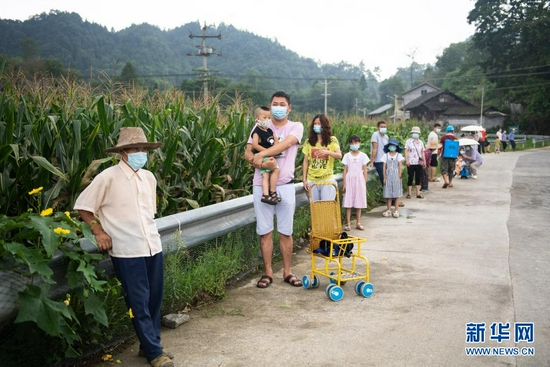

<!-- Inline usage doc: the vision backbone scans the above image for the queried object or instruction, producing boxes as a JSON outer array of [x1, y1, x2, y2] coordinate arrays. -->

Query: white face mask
[[257, 119, 271, 129], [350, 144, 360, 151], [435, 128, 441, 133]]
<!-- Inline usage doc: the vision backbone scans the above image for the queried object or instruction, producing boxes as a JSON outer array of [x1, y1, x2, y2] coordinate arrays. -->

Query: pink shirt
[[74, 161, 162, 258], [248, 120, 303, 186]]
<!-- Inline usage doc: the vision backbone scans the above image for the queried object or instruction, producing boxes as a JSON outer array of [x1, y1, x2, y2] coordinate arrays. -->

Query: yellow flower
[[64, 211, 74, 222], [128, 308, 134, 319], [40, 208, 53, 216], [102, 354, 113, 361], [28, 187, 43, 195], [64, 294, 70, 306], [54, 227, 71, 235], [116, 360, 122, 364]]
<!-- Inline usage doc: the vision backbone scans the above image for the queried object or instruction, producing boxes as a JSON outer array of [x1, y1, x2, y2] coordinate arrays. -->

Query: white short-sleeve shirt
[[74, 161, 162, 258]]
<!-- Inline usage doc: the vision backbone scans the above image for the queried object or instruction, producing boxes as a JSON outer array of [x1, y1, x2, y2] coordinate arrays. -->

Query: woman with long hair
[[302, 114, 342, 201]]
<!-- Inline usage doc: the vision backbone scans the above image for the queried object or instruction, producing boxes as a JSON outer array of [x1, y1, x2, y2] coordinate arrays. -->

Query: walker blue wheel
[[329, 272, 336, 284], [328, 285, 344, 302], [312, 275, 320, 289], [360, 282, 374, 298], [355, 281, 366, 296], [302, 275, 311, 289], [325, 284, 336, 297]]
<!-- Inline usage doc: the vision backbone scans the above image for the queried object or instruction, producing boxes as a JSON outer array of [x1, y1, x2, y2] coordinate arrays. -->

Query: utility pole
[[479, 85, 484, 127], [322, 79, 331, 115], [406, 48, 417, 89], [187, 23, 221, 103]]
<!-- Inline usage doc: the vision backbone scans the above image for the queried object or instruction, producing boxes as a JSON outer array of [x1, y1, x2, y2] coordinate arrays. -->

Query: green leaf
[[3, 242, 54, 282], [15, 284, 73, 337], [185, 198, 199, 209], [29, 216, 58, 257], [82, 292, 108, 326], [30, 156, 68, 182]]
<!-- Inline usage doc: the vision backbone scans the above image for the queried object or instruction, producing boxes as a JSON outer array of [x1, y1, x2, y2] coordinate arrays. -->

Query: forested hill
[[0, 10, 364, 86]]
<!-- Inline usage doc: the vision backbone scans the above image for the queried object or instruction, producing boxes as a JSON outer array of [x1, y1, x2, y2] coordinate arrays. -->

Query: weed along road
[[97, 148, 550, 367]]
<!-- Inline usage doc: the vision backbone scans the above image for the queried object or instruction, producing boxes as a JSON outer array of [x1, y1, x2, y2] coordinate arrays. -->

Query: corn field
[[0, 73, 257, 217]]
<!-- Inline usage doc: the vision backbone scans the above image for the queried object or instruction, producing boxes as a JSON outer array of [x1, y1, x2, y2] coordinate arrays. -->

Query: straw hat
[[426, 140, 442, 150], [105, 127, 162, 153], [410, 126, 421, 134]]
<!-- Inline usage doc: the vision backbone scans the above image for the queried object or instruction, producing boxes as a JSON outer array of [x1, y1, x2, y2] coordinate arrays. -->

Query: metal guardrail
[[487, 134, 528, 148], [1, 169, 382, 325], [531, 136, 550, 147], [487, 134, 550, 149]]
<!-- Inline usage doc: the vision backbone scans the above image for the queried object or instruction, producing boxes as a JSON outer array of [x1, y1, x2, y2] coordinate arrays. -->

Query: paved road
[[99, 148, 550, 367]]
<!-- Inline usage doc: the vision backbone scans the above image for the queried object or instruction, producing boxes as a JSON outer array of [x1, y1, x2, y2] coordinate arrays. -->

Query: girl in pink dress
[[342, 135, 370, 231]]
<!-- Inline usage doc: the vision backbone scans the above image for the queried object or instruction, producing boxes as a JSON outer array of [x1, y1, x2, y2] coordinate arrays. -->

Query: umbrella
[[458, 138, 479, 146], [460, 125, 485, 132]]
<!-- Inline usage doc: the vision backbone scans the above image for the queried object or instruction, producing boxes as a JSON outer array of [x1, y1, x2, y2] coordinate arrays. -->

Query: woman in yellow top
[[302, 114, 342, 200]]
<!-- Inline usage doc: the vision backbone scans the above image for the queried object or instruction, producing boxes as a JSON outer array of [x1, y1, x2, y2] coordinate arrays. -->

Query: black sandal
[[269, 191, 282, 202], [261, 194, 278, 205]]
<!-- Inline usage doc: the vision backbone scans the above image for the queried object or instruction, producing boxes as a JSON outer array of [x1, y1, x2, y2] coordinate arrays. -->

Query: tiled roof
[[402, 91, 445, 110], [402, 90, 474, 111], [368, 103, 393, 115], [402, 82, 441, 95]]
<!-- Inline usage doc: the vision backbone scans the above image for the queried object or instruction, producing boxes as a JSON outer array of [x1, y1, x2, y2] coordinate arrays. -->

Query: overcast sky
[[2, 0, 477, 79]]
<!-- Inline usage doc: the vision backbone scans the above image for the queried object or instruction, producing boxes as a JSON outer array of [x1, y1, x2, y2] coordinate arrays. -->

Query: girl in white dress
[[342, 135, 370, 231]]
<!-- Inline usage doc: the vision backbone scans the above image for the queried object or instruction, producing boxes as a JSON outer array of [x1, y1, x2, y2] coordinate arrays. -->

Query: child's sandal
[[269, 191, 282, 202], [261, 194, 278, 205]]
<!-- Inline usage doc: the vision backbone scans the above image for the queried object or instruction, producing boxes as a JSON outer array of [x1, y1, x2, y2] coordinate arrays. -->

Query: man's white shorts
[[253, 184, 296, 236]]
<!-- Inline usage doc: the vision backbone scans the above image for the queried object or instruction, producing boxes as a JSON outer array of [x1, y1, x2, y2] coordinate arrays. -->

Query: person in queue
[[244, 91, 304, 289], [75, 127, 174, 367], [302, 114, 342, 201]]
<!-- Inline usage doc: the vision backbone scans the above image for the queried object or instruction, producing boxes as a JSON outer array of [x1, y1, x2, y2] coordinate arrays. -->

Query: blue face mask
[[379, 127, 387, 134], [271, 106, 287, 120], [313, 125, 322, 134], [127, 152, 148, 170], [412, 133, 420, 139], [388, 145, 397, 152], [350, 144, 360, 151]]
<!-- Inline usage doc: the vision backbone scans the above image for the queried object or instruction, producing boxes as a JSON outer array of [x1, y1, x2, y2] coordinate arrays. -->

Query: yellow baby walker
[[302, 182, 374, 301]]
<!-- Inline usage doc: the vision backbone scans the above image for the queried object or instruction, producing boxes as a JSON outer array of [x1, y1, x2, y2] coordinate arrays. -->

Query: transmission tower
[[187, 23, 222, 102]]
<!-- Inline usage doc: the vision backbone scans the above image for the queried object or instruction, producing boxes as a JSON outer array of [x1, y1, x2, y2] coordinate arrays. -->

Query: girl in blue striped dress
[[381, 139, 404, 218]]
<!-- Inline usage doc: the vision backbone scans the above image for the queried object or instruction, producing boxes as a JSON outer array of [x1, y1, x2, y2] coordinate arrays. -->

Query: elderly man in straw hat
[[75, 127, 174, 367]]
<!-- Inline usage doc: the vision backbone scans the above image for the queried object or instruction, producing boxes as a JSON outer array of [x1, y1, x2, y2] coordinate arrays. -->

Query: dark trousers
[[420, 166, 429, 191], [111, 253, 164, 361], [510, 140, 516, 150], [375, 162, 396, 205], [407, 164, 423, 186], [502, 141, 508, 151]]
